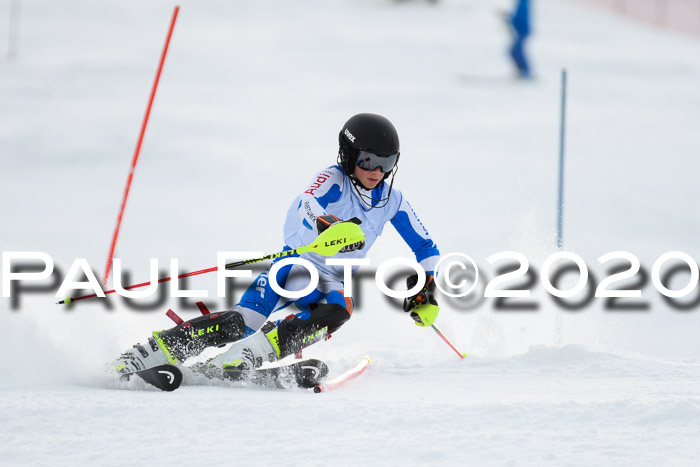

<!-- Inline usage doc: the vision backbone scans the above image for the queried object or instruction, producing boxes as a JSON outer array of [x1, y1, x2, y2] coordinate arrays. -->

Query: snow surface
[[1, 0, 700, 465]]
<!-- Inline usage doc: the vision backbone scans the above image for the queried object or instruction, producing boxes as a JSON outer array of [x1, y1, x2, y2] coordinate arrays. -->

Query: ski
[[118, 358, 327, 392], [132, 364, 183, 392], [248, 359, 329, 389], [191, 358, 329, 390]]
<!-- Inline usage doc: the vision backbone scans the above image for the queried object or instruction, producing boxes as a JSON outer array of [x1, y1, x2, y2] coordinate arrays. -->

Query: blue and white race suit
[[235, 165, 440, 335]]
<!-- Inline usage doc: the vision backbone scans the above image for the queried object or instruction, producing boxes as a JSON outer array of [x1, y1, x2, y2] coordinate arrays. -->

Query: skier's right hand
[[316, 214, 342, 233], [316, 215, 365, 252]]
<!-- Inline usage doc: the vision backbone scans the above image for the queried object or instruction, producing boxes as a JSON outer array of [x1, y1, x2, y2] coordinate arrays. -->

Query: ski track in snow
[[2, 0, 700, 465]]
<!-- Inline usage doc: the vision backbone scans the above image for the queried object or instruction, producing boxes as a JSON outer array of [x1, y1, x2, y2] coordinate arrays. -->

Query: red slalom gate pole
[[103, 5, 180, 287]]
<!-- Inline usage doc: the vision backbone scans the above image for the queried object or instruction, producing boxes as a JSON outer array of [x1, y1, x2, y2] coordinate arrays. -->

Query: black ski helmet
[[338, 113, 400, 179]]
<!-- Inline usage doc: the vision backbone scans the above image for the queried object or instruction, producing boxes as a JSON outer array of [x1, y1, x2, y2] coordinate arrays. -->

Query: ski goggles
[[355, 151, 399, 173]]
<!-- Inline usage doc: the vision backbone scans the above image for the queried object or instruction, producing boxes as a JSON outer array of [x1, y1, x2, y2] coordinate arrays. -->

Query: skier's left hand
[[403, 273, 439, 327]]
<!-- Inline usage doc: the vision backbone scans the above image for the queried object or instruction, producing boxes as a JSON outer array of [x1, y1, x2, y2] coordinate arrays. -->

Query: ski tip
[[461, 353, 468, 358], [135, 364, 183, 392]]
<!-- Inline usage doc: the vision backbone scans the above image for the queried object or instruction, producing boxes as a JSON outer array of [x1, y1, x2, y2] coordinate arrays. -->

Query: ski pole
[[57, 221, 364, 305], [431, 324, 467, 358]]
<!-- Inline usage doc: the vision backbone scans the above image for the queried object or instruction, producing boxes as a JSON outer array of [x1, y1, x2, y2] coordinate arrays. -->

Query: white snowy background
[[1, 0, 699, 465]]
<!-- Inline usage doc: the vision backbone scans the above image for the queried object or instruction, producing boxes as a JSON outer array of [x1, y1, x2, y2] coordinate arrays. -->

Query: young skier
[[114, 113, 440, 382]]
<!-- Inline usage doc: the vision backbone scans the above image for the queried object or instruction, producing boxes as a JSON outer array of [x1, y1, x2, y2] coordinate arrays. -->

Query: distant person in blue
[[506, 0, 532, 79]]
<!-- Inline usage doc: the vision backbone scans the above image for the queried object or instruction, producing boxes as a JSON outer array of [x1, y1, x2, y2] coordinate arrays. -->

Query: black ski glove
[[316, 214, 341, 233], [316, 215, 365, 253]]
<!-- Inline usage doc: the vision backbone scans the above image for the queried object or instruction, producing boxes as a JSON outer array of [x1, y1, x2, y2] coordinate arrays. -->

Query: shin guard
[[155, 310, 245, 362], [275, 302, 351, 358]]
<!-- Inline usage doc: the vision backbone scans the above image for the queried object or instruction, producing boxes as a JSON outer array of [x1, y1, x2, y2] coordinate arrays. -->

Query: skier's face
[[353, 165, 384, 189]]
